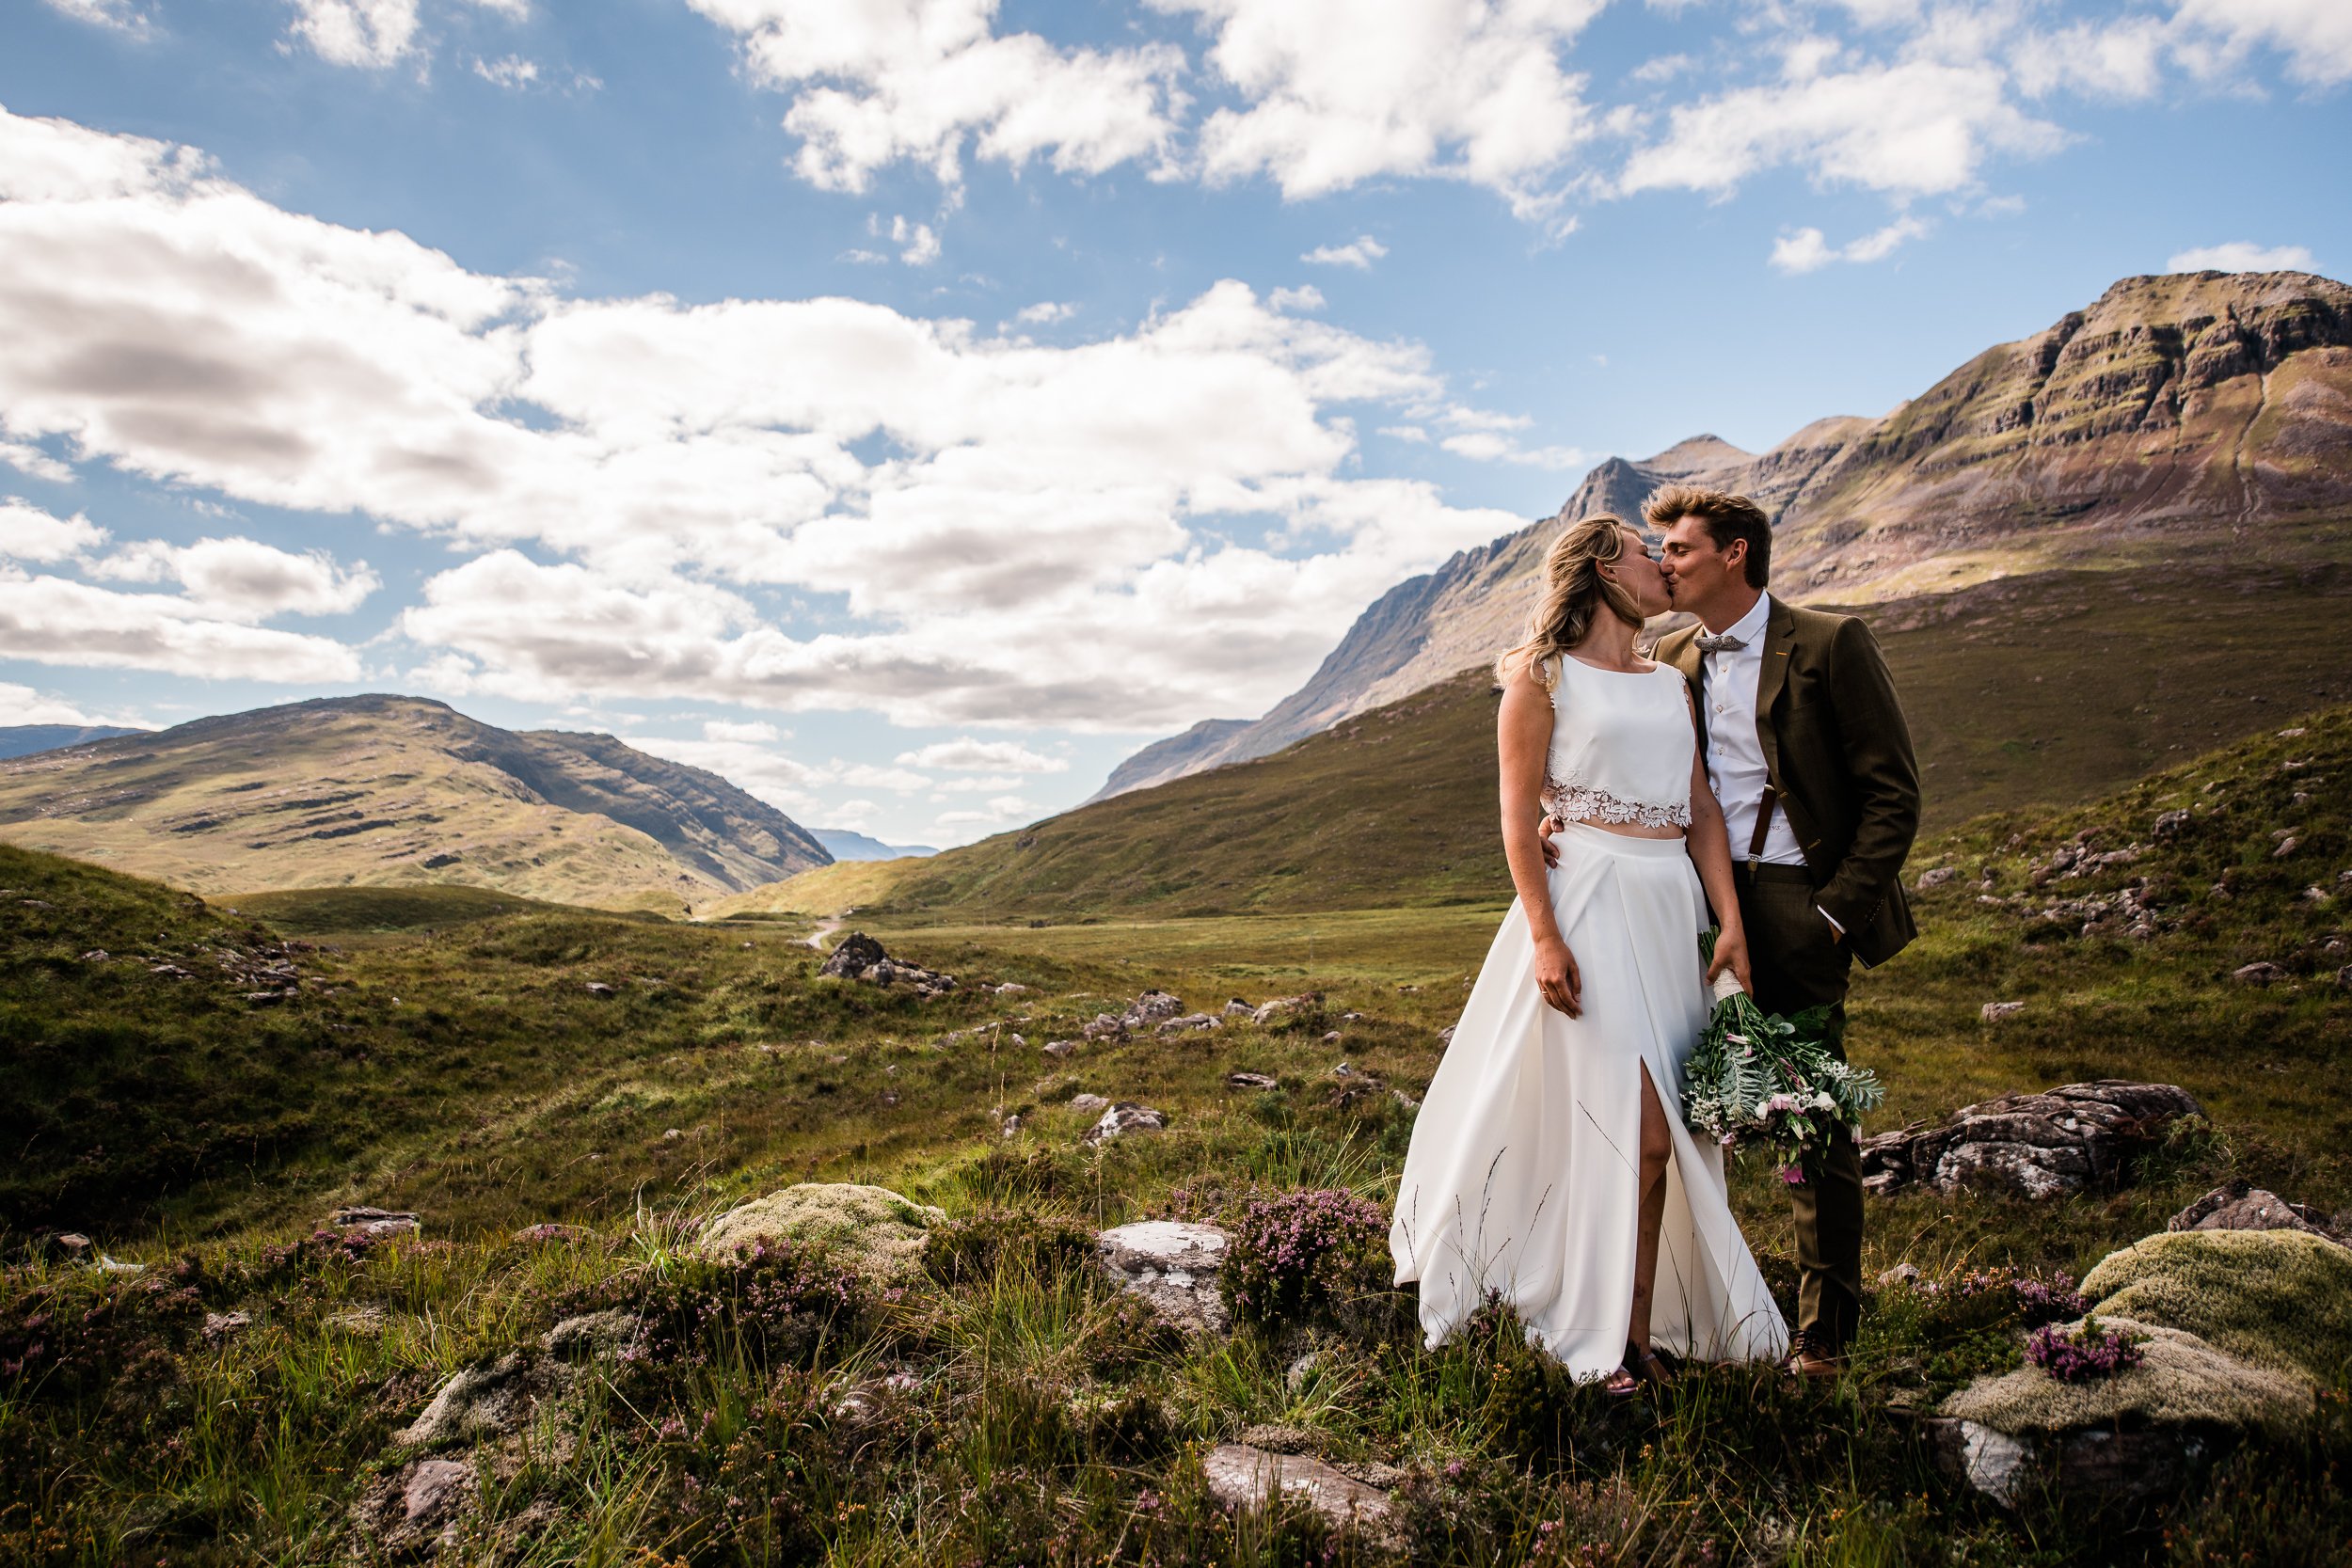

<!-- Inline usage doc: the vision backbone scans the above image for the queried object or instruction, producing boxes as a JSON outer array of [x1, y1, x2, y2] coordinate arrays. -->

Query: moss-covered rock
[[1940, 1320, 2311, 1435], [698, 1182, 945, 1284], [2080, 1228, 2352, 1384]]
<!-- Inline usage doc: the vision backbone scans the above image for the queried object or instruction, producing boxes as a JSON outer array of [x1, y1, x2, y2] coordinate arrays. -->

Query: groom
[[1645, 485, 1921, 1380]]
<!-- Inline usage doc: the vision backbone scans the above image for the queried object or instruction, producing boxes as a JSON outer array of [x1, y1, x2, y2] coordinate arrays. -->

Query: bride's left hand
[[1707, 925, 1753, 996]]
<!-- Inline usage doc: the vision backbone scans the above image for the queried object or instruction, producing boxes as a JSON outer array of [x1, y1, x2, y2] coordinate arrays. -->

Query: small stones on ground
[[78, 948, 108, 962], [1981, 1001, 2026, 1022], [1201, 1444, 1397, 1544], [1083, 1102, 1167, 1145], [1285, 1351, 1327, 1392], [1096, 1220, 1229, 1333], [1081, 1013, 1126, 1040], [1222, 998, 1254, 1017], [1226, 1071, 1279, 1090], [2272, 837, 2299, 858], [1068, 1093, 1111, 1115], [999, 1114, 1022, 1139], [2233, 961, 2286, 985], [1916, 866, 1959, 890], [583, 981, 616, 996], [1120, 990, 1184, 1030], [1155, 1012, 1220, 1034], [1321, 1029, 1343, 1043], [203, 1310, 251, 1340], [402, 1457, 476, 1528], [1391, 1088, 1422, 1111], [327, 1305, 389, 1334], [332, 1207, 421, 1239], [1041, 1039, 1078, 1057], [660, 1128, 683, 1142], [1250, 992, 1321, 1026], [50, 1232, 91, 1257], [993, 982, 1030, 995], [1878, 1262, 1923, 1288], [1438, 1024, 1455, 1047]]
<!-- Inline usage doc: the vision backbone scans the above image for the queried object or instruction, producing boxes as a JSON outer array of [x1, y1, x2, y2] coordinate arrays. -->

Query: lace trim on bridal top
[[1541, 775, 1692, 831]]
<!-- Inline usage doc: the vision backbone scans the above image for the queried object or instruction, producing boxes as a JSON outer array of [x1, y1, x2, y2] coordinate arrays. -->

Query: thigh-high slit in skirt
[[1389, 823, 1789, 1380]]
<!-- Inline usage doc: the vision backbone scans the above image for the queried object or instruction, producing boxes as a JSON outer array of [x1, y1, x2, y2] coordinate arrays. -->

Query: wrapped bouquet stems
[[1681, 929, 1884, 1184]]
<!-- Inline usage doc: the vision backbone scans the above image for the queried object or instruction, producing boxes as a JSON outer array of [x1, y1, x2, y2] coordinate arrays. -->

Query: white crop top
[[1541, 655, 1695, 831]]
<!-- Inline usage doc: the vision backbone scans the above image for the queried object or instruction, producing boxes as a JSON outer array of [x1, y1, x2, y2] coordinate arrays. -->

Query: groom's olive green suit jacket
[[1653, 596, 1922, 969]]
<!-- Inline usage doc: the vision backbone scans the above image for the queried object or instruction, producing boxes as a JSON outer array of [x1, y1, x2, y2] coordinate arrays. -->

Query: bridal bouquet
[[1680, 929, 1884, 1184]]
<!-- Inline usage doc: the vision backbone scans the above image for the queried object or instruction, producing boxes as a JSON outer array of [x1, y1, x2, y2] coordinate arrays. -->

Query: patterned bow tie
[[1694, 631, 1747, 654]]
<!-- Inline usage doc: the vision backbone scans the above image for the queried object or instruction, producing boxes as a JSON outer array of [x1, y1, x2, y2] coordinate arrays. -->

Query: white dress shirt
[[1701, 594, 1844, 935]]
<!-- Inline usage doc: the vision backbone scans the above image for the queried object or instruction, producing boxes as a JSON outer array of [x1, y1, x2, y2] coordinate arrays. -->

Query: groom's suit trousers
[[1737, 863, 1865, 1350]]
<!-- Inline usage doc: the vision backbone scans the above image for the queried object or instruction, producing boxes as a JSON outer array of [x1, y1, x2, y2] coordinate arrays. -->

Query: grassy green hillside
[[2, 702, 2347, 1565], [720, 564, 2352, 924]]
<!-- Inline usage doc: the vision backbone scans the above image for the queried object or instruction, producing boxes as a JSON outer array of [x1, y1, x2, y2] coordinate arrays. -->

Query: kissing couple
[[1389, 485, 1921, 1393]]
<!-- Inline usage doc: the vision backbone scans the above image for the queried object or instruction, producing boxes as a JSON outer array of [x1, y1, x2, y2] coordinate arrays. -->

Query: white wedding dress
[[1389, 654, 1789, 1380]]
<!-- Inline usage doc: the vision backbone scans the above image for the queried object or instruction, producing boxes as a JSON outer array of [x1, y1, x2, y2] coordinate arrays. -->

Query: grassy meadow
[[3, 708, 2349, 1564]]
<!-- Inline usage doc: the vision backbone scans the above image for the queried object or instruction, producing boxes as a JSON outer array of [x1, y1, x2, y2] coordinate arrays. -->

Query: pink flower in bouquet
[[1778, 1164, 1807, 1186]]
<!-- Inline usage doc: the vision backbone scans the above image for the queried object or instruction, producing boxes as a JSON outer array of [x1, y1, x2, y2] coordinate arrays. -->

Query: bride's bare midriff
[[1560, 816, 1686, 842]]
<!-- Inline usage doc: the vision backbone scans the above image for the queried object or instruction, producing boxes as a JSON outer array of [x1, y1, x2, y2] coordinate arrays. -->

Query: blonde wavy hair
[[1495, 514, 1645, 691]]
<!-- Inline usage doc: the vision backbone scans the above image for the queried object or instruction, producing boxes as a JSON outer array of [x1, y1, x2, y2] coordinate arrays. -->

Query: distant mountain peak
[[0, 696, 830, 913], [1088, 267, 2352, 802]]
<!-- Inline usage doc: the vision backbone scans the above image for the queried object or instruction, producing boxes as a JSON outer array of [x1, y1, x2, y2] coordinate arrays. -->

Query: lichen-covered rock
[[1201, 1443, 1397, 1544], [1250, 992, 1323, 1027], [397, 1352, 579, 1448], [541, 1309, 644, 1363], [1940, 1319, 2310, 1435], [818, 932, 956, 995], [1082, 1102, 1166, 1145], [1926, 1417, 2217, 1511], [697, 1182, 945, 1283], [1154, 1012, 1220, 1034], [1098, 1219, 1229, 1334], [1856, 1081, 2201, 1199], [1120, 990, 1184, 1029], [2168, 1181, 2345, 1245], [2080, 1228, 2352, 1383], [331, 1206, 421, 1239]]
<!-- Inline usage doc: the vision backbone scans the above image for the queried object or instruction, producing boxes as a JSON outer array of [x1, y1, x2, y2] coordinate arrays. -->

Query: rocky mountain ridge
[[0, 694, 830, 913], [0, 723, 147, 760], [1093, 270, 2352, 801]]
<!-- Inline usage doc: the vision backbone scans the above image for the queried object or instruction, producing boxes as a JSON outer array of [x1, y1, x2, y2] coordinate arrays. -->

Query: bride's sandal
[[1604, 1340, 1661, 1399]]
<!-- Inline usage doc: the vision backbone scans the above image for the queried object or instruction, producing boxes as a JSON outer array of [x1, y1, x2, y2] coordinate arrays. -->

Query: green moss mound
[[2080, 1229, 2352, 1384], [1941, 1319, 2312, 1435], [697, 1182, 946, 1283]]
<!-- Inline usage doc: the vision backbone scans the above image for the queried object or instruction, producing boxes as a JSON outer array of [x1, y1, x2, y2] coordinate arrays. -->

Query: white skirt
[[1389, 823, 1789, 1379]]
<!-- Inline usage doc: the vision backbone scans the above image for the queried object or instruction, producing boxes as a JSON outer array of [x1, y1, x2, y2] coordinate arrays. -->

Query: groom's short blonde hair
[[1645, 485, 1772, 588]]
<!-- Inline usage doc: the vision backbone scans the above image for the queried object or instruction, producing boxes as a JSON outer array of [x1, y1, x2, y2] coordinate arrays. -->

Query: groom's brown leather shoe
[[1785, 1328, 1846, 1382]]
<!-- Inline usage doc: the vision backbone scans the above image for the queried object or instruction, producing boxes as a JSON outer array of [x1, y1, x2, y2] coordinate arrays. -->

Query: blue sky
[[1, 0, 2345, 846]]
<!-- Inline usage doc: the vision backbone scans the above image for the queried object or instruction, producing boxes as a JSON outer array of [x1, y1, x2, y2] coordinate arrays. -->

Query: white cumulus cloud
[[1770, 214, 1931, 273], [1154, 0, 1604, 213], [0, 499, 106, 562], [2166, 241, 2316, 275], [0, 105, 1537, 732], [683, 0, 1185, 193], [89, 535, 380, 620], [1300, 235, 1388, 269], [896, 736, 1067, 772]]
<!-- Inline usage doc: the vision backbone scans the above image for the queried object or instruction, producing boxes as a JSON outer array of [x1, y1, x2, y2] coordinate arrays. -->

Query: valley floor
[[3, 710, 2348, 1565]]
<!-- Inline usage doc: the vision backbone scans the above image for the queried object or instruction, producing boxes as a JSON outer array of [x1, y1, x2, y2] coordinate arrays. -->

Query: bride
[[1389, 515, 1789, 1393]]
